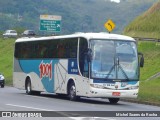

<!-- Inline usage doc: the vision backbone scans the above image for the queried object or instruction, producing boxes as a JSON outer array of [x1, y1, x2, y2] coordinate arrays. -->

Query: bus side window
[[50, 40, 58, 58], [40, 46, 47, 58], [23, 43, 30, 58], [57, 43, 63, 58]]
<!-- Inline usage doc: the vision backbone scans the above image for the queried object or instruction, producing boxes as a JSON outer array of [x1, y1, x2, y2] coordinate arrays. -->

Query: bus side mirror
[[138, 52, 144, 67], [87, 48, 92, 62]]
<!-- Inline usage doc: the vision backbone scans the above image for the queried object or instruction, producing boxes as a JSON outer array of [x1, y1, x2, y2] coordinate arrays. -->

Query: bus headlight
[[90, 84, 104, 89]]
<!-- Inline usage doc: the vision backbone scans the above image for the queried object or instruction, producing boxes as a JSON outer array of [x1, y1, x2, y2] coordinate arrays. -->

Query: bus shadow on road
[[26, 92, 123, 105]]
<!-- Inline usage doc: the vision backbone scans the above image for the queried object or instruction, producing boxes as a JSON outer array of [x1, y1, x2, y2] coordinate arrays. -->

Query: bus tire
[[26, 79, 32, 95], [68, 82, 77, 101], [1, 84, 4, 88], [108, 98, 120, 104]]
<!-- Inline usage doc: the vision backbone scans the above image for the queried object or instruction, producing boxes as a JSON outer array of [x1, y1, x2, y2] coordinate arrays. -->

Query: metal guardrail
[[133, 37, 160, 42]]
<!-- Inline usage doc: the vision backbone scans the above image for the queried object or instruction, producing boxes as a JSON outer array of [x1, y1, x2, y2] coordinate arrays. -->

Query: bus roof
[[15, 32, 135, 42]]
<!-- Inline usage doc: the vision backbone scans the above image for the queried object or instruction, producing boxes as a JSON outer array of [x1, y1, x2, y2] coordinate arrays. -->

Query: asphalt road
[[0, 86, 159, 120]]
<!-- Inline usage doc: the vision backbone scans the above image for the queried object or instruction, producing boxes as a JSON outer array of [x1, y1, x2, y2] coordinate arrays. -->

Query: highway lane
[[0, 86, 160, 120]]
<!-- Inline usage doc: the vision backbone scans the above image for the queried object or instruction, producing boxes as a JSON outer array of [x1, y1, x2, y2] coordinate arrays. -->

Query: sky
[[110, 0, 121, 3]]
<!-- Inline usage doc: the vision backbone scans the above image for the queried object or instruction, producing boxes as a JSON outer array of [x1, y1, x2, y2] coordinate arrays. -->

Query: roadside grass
[[138, 41, 160, 81], [138, 41, 160, 104], [0, 38, 15, 85], [138, 77, 160, 104]]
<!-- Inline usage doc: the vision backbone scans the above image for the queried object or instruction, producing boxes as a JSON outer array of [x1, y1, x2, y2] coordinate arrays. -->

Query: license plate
[[112, 92, 121, 96]]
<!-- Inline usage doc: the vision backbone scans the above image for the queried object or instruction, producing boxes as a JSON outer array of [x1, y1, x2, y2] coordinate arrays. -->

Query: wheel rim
[[70, 85, 76, 99], [27, 82, 31, 93]]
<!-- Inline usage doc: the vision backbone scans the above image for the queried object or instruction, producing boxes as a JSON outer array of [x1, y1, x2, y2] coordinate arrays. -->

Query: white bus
[[13, 33, 144, 104]]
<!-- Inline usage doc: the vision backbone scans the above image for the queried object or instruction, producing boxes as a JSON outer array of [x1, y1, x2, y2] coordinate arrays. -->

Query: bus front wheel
[[68, 82, 77, 101], [108, 98, 120, 104]]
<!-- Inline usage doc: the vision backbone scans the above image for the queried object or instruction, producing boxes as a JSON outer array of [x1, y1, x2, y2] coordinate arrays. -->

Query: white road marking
[[6, 103, 53, 111], [5, 104, 78, 118]]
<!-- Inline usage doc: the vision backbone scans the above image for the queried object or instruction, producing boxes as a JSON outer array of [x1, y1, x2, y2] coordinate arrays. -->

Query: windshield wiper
[[106, 57, 130, 80], [118, 64, 130, 80], [116, 57, 130, 80], [105, 59, 116, 79]]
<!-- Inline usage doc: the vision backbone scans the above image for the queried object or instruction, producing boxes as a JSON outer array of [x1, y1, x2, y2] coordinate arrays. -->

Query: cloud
[[110, 0, 120, 3]]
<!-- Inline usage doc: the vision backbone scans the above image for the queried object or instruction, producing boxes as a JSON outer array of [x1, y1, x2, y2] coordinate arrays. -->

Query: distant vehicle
[[22, 30, 36, 37], [0, 73, 5, 88], [3, 30, 18, 38]]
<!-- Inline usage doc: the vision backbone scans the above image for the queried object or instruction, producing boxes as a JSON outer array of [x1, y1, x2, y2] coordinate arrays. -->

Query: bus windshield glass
[[90, 39, 139, 81]]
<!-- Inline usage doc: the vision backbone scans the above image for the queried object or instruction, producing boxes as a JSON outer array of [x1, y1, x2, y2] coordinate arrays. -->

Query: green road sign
[[40, 20, 61, 32], [40, 15, 61, 32]]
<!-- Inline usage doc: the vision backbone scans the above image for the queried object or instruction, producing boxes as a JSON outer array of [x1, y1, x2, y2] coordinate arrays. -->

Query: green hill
[[0, 0, 157, 34], [124, 1, 160, 38]]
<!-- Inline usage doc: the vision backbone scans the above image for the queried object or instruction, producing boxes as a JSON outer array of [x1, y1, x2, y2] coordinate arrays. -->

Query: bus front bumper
[[88, 87, 138, 99]]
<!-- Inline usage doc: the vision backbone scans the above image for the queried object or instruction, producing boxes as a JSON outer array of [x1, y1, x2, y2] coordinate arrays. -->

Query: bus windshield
[[90, 39, 139, 81]]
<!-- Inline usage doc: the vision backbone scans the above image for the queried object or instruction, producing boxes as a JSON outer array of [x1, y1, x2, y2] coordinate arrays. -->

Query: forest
[[0, 0, 157, 35]]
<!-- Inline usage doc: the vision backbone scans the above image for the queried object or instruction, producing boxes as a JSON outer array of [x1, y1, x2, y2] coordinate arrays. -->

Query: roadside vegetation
[[0, 0, 156, 34], [0, 38, 15, 85], [124, 1, 160, 38], [138, 41, 160, 104], [124, 1, 160, 104], [139, 78, 160, 104]]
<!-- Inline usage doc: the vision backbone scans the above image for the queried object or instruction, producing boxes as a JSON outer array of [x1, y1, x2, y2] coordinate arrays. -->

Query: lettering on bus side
[[68, 59, 79, 74], [39, 61, 52, 80]]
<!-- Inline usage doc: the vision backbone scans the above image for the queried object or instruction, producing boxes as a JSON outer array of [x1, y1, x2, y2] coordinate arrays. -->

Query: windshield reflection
[[91, 40, 138, 80]]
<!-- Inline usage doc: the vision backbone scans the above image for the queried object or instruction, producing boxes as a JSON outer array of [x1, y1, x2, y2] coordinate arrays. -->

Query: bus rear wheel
[[108, 98, 120, 104], [26, 79, 41, 95], [26, 79, 32, 95], [68, 82, 77, 101]]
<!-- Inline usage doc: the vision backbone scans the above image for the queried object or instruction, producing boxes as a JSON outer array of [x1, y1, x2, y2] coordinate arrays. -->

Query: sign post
[[104, 19, 116, 33], [40, 15, 62, 32]]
